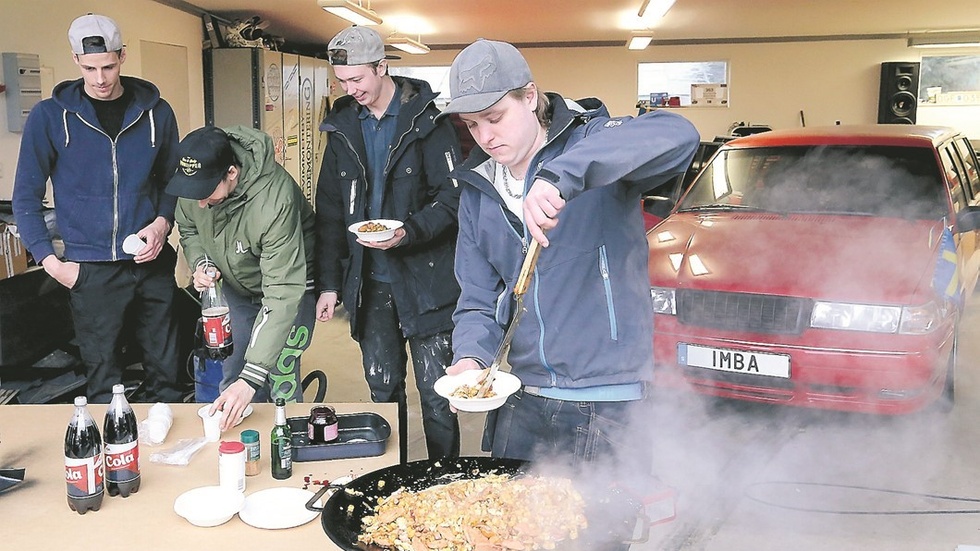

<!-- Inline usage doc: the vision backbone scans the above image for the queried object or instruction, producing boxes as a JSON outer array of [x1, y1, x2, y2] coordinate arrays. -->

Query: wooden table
[[0, 402, 398, 549]]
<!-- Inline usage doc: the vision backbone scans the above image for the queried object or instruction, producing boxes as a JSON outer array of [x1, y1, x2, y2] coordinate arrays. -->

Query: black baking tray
[[287, 412, 391, 462]]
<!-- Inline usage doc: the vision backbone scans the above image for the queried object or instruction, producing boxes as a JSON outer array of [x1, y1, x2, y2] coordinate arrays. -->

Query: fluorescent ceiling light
[[389, 35, 430, 54], [628, 34, 653, 50], [638, 0, 676, 21], [908, 30, 980, 48], [317, 0, 382, 26]]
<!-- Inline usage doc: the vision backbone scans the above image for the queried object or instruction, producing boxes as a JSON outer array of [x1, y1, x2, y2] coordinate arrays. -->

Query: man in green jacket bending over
[[168, 125, 316, 431]]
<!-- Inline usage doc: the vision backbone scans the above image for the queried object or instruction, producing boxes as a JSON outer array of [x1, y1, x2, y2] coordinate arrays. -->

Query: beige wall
[[411, 40, 980, 140], [1, 1, 979, 203], [0, 0, 205, 200]]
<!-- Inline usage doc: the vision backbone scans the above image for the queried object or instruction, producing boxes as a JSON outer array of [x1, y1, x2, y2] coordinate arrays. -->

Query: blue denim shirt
[[359, 93, 400, 282]]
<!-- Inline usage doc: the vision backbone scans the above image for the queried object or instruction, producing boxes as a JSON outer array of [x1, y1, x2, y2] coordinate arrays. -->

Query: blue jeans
[[220, 285, 314, 402], [484, 389, 655, 551]]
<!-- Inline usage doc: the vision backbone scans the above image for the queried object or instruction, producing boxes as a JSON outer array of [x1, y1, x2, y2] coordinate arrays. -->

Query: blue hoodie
[[451, 94, 700, 390], [12, 76, 179, 263]]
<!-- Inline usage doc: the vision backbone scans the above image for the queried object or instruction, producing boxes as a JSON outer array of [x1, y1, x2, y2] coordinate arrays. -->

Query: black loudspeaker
[[877, 61, 920, 124]]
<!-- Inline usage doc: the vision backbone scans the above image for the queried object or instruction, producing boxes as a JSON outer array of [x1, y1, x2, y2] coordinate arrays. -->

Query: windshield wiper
[[677, 204, 777, 213]]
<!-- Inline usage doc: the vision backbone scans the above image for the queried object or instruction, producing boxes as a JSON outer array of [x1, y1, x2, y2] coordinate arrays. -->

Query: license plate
[[678, 343, 791, 378]]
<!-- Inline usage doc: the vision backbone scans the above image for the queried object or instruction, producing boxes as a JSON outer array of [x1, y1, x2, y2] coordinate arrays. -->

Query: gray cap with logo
[[327, 26, 399, 66], [68, 13, 124, 55], [441, 39, 533, 116]]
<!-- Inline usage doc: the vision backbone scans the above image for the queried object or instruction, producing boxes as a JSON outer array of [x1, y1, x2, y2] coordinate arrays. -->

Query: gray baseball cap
[[441, 39, 533, 116], [327, 26, 399, 66], [68, 13, 124, 55]]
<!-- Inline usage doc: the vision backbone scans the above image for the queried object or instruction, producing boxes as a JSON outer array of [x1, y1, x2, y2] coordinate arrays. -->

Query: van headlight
[[651, 287, 676, 315], [810, 301, 939, 334]]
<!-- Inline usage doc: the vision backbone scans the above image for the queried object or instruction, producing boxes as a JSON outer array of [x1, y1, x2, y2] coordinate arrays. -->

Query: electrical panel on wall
[[2, 52, 42, 133]]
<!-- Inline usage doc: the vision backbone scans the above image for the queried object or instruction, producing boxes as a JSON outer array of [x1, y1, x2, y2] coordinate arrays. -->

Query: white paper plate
[[173, 485, 245, 527], [238, 487, 320, 530]]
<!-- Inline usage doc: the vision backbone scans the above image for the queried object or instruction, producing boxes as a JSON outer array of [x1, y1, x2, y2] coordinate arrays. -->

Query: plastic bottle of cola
[[65, 396, 104, 514], [103, 384, 141, 497], [201, 266, 234, 360]]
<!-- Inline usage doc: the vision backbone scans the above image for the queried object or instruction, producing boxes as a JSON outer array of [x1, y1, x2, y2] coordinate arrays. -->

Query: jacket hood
[[224, 125, 280, 199], [52, 75, 162, 113], [649, 212, 945, 305]]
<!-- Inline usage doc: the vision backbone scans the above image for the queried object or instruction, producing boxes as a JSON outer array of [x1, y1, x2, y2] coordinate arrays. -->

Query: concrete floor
[[303, 302, 980, 551]]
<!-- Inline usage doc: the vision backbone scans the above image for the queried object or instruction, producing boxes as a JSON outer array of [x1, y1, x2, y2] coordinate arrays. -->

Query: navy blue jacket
[[451, 94, 700, 389], [12, 76, 179, 262], [315, 76, 462, 339]]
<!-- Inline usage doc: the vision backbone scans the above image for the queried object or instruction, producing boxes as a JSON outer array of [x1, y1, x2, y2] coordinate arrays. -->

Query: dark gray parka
[[315, 76, 463, 339]]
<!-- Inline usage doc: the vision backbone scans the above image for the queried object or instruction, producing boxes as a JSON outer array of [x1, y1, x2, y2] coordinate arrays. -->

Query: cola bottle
[[65, 396, 104, 514], [103, 384, 141, 497], [201, 266, 234, 360]]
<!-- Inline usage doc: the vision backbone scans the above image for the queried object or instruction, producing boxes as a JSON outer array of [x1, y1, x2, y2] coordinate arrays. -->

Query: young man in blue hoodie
[[12, 14, 182, 403], [443, 42, 699, 530]]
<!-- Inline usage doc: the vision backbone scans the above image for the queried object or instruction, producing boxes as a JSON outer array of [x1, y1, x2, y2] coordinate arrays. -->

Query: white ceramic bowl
[[434, 369, 522, 412], [348, 219, 403, 242], [173, 485, 245, 527]]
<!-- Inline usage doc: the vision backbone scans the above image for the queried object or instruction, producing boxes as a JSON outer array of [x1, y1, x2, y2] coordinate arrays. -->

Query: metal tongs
[[475, 239, 542, 398]]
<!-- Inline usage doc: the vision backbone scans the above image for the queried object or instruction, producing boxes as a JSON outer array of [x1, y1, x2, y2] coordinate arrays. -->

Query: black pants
[[68, 247, 182, 403], [358, 280, 460, 461]]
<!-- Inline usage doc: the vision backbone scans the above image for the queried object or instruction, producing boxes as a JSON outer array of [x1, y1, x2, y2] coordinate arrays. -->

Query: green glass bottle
[[270, 398, 292, 480]]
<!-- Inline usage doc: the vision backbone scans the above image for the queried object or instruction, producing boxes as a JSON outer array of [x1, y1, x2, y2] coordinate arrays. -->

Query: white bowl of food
[[434, 369, 521, 412], [173, 485, 245, 527], [348, 219, 403, 242]]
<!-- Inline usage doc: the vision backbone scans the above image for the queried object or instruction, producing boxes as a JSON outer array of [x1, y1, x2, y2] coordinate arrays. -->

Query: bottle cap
[[240, 429, 259, 443], [275, 398, 286, 406], [219, 441, 245, 454], [74, 396, 87, 407], [112, 384, 125, 394]]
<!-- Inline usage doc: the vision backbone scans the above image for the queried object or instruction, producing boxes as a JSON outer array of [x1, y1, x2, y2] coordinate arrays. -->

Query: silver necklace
[[501, 165, 524, 199]]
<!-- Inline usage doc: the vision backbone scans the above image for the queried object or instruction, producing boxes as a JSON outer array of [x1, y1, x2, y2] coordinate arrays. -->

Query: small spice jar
[[307, 405, 339, 444], [240, 430, 260, 477], [218, 440, 246, 492]]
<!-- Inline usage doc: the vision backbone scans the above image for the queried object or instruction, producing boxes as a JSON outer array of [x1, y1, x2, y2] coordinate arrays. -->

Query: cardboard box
[[0, 223, 29, 279]]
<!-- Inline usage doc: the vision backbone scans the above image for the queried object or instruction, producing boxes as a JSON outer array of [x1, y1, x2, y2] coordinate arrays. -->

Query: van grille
[[676, 290, 810, 334]]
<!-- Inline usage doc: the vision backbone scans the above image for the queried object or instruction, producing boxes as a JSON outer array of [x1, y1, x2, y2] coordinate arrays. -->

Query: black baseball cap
[[166, 126, 236, 200]]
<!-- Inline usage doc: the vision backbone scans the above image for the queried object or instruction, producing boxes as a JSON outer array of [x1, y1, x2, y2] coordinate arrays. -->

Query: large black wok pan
[[306, 456, 650, 551]]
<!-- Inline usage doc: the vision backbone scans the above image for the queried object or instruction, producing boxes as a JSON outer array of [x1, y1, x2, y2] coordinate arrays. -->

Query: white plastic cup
[[144, 417, 171, 444], [122, 234, 146, 255], [148, 402, 173, 424], [198, 405, 222, 442]]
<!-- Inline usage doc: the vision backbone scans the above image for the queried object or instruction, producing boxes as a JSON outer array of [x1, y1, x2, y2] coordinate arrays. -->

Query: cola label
[[104, 440, 140, 483], [65, 454, 104, 497], [202, 307, 232, 349]]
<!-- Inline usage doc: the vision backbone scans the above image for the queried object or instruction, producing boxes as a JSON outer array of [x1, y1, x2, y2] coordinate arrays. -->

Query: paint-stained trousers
[[358, 280, 460, 461], [220, 284, 314, 403]]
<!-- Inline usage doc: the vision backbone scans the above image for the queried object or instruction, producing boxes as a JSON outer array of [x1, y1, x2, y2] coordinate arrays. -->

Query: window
[[919, 55, 980, 105], [388, 65, 452, 107], [637, 61, 728, 107], [953, 138, 980, 198]]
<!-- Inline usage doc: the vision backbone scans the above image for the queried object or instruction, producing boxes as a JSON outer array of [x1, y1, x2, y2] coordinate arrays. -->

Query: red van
[[648, 125, 980, 414]]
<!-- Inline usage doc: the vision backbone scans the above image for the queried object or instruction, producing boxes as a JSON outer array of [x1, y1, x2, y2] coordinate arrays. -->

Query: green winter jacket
[[176, 125, 316, 389]]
